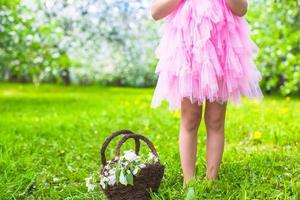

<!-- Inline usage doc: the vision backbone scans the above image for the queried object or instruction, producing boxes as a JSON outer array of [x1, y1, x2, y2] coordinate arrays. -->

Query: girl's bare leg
[[179, 98, 203, 185], [204, 100, 227, 179]]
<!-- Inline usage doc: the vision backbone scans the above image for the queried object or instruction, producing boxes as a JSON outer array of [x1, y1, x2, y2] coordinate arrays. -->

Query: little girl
[[150, 0, 263, 185]]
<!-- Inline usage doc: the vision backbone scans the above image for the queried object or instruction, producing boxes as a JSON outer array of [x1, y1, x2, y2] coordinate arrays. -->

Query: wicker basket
[[100, 129, 165, 200]]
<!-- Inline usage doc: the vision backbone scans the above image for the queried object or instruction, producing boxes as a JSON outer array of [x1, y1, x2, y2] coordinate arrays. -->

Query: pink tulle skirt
[[150, 0, 263, 111]]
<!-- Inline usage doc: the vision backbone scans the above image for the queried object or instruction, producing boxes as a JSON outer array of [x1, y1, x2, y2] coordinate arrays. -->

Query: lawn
[[0, 83, 299, 199]]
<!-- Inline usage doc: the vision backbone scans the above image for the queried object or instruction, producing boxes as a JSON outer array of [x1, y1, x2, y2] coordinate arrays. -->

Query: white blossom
[[132, 168, 139, 175], [109, 168, 116, 175], [99, 148, 160, 188], [108, 175, 116, 186], [100, 179, 106, 189], [124, 150, 138, 162], [139, 164, 146, 168], [103, 177, 110, 182], [85, 177, 95, 192]]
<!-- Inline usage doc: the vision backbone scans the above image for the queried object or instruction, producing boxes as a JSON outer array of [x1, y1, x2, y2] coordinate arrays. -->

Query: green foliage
[[0, 84, 299, 199], [0, 1, 71, 84], [0, 0, 299, 95], [247, 0, 300, 95]]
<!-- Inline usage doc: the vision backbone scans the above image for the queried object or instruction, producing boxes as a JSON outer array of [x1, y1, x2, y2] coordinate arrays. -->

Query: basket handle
[[100, 129, 140, 166], [115, 134, 159, 160]]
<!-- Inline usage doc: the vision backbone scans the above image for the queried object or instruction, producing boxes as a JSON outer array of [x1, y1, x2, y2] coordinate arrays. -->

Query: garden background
[[0, 0, 299, 199]]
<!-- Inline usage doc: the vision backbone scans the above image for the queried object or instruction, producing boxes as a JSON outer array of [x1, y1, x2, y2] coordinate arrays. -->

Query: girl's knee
[[204, 113, 224, 132], [180, 98, 202, 133], [181, 111, 201, 133]]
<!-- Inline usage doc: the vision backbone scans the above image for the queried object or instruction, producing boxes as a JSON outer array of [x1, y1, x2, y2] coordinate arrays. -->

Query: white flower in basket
[[86, 130, 165, 200], [124, 150, 139, 162], [98, 149, 159, 189]]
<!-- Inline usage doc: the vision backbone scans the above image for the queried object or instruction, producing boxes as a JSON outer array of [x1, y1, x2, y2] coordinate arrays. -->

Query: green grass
[[0, 83, 299, 199]]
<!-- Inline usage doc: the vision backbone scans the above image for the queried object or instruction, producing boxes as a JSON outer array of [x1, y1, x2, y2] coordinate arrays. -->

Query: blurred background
[[0, 0, 299, 95], [1, 1, 300, 199]]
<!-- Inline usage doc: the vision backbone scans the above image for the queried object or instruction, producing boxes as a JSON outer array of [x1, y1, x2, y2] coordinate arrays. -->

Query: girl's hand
[[225, 0, 248, 17], [151, 0, 182, 21]]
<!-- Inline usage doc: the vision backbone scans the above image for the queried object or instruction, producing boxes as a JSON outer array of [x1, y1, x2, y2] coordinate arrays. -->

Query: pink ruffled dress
[[150, 0, 263, 111]]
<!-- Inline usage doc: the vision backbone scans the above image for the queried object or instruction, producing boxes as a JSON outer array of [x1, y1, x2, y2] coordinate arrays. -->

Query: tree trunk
[[61, 68, 70, 85]]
